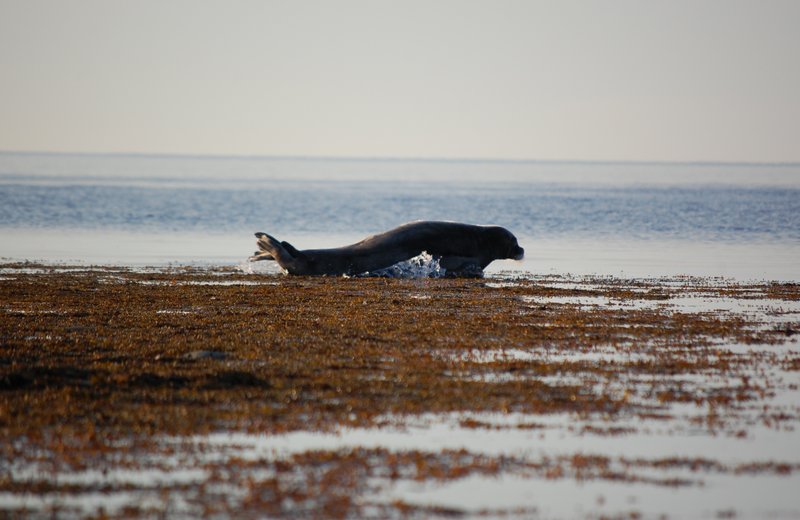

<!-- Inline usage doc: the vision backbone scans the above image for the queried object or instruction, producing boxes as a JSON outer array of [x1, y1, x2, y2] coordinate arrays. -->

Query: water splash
[[238, 253, 444, 278], [360, 252, 445, 279], [237, 260, 254, 274], [237, 259, 283, 275]]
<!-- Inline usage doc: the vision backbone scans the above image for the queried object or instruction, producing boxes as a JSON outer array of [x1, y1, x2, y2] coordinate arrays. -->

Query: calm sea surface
[[1, 152, 799, 280]]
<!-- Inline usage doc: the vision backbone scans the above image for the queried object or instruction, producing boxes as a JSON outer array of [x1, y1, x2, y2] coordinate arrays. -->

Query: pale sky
[[1, 0, 798, 162]]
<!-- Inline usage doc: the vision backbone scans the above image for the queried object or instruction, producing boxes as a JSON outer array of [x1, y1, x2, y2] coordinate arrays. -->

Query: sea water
[[1, 152, 798, 280]]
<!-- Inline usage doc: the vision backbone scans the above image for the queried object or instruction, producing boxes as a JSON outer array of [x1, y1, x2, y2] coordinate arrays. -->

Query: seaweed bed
[[1, 263, 799, 518]]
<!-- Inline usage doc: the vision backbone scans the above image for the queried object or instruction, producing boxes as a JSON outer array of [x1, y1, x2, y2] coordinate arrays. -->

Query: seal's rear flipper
[[251, 232, 308, 274], [249, 232, 276, 261], [249, 250, 275, 261], [282, 241, 302, 257]]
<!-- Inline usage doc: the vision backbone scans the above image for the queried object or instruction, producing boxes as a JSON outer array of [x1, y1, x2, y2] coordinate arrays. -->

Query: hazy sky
[[1, 0, 798, 162]]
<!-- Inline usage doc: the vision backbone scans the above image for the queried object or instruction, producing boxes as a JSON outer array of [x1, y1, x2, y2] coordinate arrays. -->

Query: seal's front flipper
[[251, 232, 308, 274], [439, 256, 485, 278], [447, 264, 484, 278]]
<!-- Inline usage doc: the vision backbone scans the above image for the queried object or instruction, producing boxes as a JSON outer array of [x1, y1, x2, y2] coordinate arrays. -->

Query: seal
[[250, 221, 524, 277]]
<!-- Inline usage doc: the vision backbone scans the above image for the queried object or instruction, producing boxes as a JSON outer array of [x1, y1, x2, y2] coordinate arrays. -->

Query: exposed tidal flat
[[1, 264, 799, 518]]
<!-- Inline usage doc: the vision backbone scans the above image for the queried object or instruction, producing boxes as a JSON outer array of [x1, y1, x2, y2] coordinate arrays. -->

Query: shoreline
[[3, 230, 800, 282], [2, 264, 799, 517]]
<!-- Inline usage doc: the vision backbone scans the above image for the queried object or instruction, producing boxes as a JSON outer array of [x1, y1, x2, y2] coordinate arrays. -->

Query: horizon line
[[1, 149, 799, 168]]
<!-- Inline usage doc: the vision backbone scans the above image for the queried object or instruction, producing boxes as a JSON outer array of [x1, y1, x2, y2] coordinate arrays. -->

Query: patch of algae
[[1, 264, 798, 517]]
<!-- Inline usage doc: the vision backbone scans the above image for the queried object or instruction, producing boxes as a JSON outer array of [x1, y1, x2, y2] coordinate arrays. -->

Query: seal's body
[[250, 221, 524, 277]]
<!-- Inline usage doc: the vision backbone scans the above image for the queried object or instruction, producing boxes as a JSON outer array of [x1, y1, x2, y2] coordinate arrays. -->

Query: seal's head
[[484, 226, 524, 261]]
